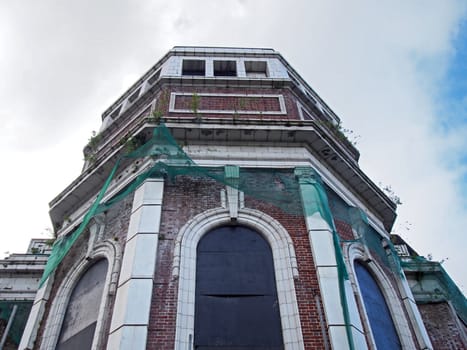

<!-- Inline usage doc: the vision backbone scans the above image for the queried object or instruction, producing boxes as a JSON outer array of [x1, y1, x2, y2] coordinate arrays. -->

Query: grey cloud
[[0, 0, 466, 290]]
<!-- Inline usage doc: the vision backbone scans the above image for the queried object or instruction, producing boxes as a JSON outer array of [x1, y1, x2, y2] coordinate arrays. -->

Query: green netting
[[40, 123, 309, 286], [327, 188, 405, 278], [401, 257, 467, 325], [294, 168, 355, 349], [40, 122, 361, 347], [0, 301, 33, 345]]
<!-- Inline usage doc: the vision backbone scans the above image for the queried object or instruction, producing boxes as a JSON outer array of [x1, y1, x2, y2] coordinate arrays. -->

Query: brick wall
[[173, 94, 282, 112], [245, 196, 329, 349], [146, 172, 329, 349], [418, 302, 467, 349], [163, 86, 301, 121], [146, 176, 223, 350], [32, 196, 133, 350], [335, 219, 355, 241]]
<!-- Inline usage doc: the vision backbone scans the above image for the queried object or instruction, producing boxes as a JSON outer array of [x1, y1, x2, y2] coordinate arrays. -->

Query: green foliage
[[191, 93, 201, 115], [119, 134, 146, 154], [84, 131, 102, 165], [84, 153, 97, 164], [87, 131, 101, 150], [317, 120, 360, 147], [148, 89, 170, 123], [379, 183, 403, 205]]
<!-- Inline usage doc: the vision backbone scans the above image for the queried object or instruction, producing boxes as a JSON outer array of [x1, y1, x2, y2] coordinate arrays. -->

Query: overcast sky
[[0, 0, 466, 291]]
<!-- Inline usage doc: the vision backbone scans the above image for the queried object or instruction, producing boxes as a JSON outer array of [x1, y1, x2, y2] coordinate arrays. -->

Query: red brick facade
[[173, 94, 282, 113], [418, 302, 467, 349], [146, 175, 329, 349], [32, 197, 134, 350], [164, 86, 302, 121]]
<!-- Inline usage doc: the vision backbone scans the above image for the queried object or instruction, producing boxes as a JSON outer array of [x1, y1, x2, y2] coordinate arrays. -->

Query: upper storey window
[[182, 59, 206, 76], [148, 68, 161, 84], [128, 87, 141, 104], [214, 60, 237, 77], [109, 105, 122, 119], [245, 61, 268, 77]]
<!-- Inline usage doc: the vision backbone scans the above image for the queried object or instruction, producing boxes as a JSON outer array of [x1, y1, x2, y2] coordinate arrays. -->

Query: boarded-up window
[[57, 259, 108, 350], [354, 261, 401, 350], [194, 226, 284, 349]]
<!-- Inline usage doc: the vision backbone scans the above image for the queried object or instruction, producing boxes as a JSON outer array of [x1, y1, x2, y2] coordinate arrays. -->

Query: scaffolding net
[[39, 121, 466, 349]]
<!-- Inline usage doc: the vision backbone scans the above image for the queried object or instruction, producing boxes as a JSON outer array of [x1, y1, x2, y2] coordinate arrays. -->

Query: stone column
[[107, 179, 164, 350], [295, 167, 366, 350]]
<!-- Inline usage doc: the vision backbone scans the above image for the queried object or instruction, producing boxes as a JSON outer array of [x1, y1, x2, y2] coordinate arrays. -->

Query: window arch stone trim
[[40, 240, 121, 350], [344, 242, 416, 349], [173, 207, 303, 350]]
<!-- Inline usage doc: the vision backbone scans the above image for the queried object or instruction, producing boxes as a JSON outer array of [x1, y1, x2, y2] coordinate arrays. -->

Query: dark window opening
[[288, 73, 300, 86], [128, 88, 141, 103], [245, 61, 268, 78], [182, 59, 206, 76], [194, 226, 284, 349], [214, 60, 237, 77], [148, 69, 161, 85], [109, 105, 122, 119]]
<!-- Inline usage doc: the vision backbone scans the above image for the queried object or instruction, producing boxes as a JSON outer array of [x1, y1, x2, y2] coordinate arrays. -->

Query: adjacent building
[[16, 47, 465, 349], [0, 239, 50, 349], [392, 235, 467, 349]]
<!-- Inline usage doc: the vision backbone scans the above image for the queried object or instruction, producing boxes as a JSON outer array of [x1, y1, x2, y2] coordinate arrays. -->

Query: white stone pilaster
[[107, 179, 164, 350], [398, 274, 433, 349], [295, 167, 366, 350]]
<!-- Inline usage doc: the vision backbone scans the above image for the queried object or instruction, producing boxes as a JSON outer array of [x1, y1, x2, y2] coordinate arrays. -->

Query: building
[[0, 239, 50, 349], [17, 46, 464, 349], [392, 235, 467, 349]]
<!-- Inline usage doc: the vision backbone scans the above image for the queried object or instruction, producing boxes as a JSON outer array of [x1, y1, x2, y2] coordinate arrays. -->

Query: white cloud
[[0, 0, 465, 291]]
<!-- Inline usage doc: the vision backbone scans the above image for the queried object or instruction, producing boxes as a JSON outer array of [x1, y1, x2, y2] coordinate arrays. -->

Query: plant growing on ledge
[[120, 133, 146, 154], [148, 109, 163, 124], [84, 131, 102, 165], [84, 152, 97, 164], [148, 89, 170, 123], [379, 183, 403, 205], [191, 93, 201, 121], [316, 120, 360, 147], [43, 227, 57, 246], [87, 130, 102, 150]]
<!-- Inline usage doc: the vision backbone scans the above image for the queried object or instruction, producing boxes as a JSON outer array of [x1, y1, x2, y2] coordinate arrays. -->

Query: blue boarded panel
[[354, 261, 401, 350]]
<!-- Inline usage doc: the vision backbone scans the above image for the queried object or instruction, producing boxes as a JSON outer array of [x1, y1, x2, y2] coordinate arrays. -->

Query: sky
[[0, 1, 466, 291]]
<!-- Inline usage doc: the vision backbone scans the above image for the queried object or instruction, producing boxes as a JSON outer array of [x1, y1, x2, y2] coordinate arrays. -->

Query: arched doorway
[[194, 225, 284, 349]]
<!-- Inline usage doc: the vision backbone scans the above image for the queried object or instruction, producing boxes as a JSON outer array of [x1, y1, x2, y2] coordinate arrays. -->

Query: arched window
[[354, 261, 401, 350], [194, 225, 284, 349], [56, 259, 108, 350]]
